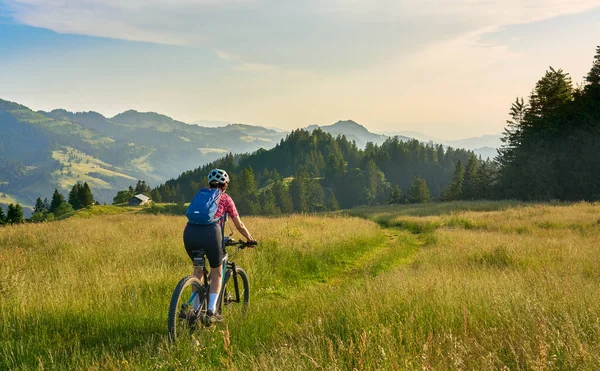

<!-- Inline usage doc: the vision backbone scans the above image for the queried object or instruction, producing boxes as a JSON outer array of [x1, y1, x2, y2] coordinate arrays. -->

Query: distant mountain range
[[383, 131, 501, 160], [306, 120, 402, 148], [0, 99, 286, 209], [0, 98, 501, 210]]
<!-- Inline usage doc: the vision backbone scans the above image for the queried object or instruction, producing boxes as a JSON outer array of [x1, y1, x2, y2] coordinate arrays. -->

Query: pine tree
[[69, 183, 83, 210], [150, 188, 162, 203], [585, 46, 600, 87], [307, 180, 325, 212], [325, 189, 340, 211], [79, 182, 94, 208], [528, 67, 573, 119], [461, 155, 479, 200], [325, 151, 345, 186], [6, 204, 16, 224], [50, 189, 65, 214], [476, 162, 494, 199], [6, 203, 24, 224], [34, 197, 46, 214], [241, 167, 258, 195], [0, 205, 5, 225], [43, 198, 51, 212], [272, 181, 294, 214], [408, 176, 431, 204], [13, 204, 24, 224], [388, 185, 403, 204], [259, 189, 280, 215], [290, 171, 310, 213], [364, 160, 380, 205], [441, 161, 464, 201], [238, 167, 259, 215], [134, 180, 152, 196]]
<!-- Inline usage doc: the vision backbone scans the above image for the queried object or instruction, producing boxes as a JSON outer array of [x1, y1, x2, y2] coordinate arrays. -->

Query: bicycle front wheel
[[220, 267, 250, 312], [168, 275, 206, 342]]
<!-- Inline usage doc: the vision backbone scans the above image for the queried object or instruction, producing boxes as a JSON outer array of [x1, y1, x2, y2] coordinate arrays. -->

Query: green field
[[1, 202, 600, 369], [51, 147, 135, 190]]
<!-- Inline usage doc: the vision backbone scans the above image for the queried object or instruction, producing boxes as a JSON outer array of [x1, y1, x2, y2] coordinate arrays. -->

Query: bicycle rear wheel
[[220, 267, 250, 313], [168, 275, 206, 342]]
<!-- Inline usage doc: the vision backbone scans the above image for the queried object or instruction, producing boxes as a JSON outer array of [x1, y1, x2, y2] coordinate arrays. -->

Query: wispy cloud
[[5, 0, 599, 69]]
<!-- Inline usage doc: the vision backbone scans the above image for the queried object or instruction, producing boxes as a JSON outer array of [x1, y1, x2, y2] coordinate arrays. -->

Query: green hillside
[[0, 99, 288, 206], [156, 128, 480, 213], [1, 98, 431, 209]]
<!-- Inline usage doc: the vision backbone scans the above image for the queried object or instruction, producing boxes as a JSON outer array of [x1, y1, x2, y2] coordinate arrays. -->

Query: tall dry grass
[[1, 202, 600, 370], [0, 213, 384, 369]]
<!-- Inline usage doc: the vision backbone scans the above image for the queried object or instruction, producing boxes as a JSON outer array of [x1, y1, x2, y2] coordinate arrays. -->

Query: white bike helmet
[[208, 168, 230, 185]]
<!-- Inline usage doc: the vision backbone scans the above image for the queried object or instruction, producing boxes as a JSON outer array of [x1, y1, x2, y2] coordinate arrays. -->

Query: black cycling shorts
[[183, 223, 223, 269]]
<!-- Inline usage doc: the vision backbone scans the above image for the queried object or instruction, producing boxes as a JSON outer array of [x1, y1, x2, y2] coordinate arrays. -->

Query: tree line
[[112, 46, 600, 214], [0, 181, 96, 226], [0, 203, 25, 225], [495, 46, 600, 201], [147, 128, 490, 215], [112, 180, 161, 205]]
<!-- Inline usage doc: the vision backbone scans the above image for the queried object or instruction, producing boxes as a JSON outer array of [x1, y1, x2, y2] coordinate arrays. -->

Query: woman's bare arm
[[232, 215, 254, 241]]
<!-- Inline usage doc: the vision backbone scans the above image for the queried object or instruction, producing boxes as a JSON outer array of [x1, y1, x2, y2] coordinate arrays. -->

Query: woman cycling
[[183, 168, 255, 322]]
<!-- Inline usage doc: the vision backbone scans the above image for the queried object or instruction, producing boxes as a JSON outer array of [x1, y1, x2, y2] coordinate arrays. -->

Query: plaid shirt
[[214, 193, 238, 221]]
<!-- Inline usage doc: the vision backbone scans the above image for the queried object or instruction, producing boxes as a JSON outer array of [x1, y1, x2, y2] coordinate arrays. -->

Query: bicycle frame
[[191, 246, 243, 311]]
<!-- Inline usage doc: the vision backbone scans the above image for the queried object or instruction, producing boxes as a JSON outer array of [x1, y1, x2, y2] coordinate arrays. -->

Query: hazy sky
[[1, 1, 599, 139]]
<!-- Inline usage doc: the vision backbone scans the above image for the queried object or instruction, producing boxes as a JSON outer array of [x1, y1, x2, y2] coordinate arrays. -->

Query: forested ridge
[[153, 46, 600, 214], [154, 129, 480, 214]]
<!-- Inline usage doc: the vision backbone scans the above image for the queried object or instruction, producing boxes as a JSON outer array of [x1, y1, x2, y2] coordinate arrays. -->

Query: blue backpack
[[186, 188, 222, 225]]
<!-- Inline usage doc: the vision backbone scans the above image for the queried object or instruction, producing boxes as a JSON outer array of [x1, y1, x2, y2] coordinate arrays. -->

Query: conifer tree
[[272, 181, 294, 214], [476, 162, 494, 199], [290, 171, 310, 213], [461, 155, 479, 200], [238, 167, 259, 214], [34, 197, 47, 214], [408, 176, 431, 204], [259, 188, 280, 215], [325, 189, 340, 211], [79, 182, 94, 207], [43, 198, 51, 212], [585, 46, 600, 87], [134, 180, 152, 196], [307, 180, 325, 212], [441, 161, 464, 201], [50, 189, 65, 214], [6, 204, 16, 224], [7, 203, 24, 224], [0, 205, 5, 225], [364, 160, 380, 205], [150, 188, 162, 203], [388, 185, 403, 205], [69, 183, 83, 210]]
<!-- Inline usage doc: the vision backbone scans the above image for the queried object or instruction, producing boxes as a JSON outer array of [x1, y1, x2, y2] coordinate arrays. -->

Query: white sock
[[208, 293, 218, 312]]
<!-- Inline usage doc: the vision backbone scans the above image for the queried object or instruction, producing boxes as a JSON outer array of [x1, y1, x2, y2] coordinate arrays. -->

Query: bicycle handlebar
[[225, 238, 258, 249]]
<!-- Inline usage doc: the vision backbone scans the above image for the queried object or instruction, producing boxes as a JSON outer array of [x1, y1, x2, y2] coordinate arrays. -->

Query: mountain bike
[[167, 237, 256, 342]]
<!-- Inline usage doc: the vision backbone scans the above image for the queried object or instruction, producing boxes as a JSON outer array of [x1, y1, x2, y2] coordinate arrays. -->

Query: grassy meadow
[[1, 201, 600, 369]]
